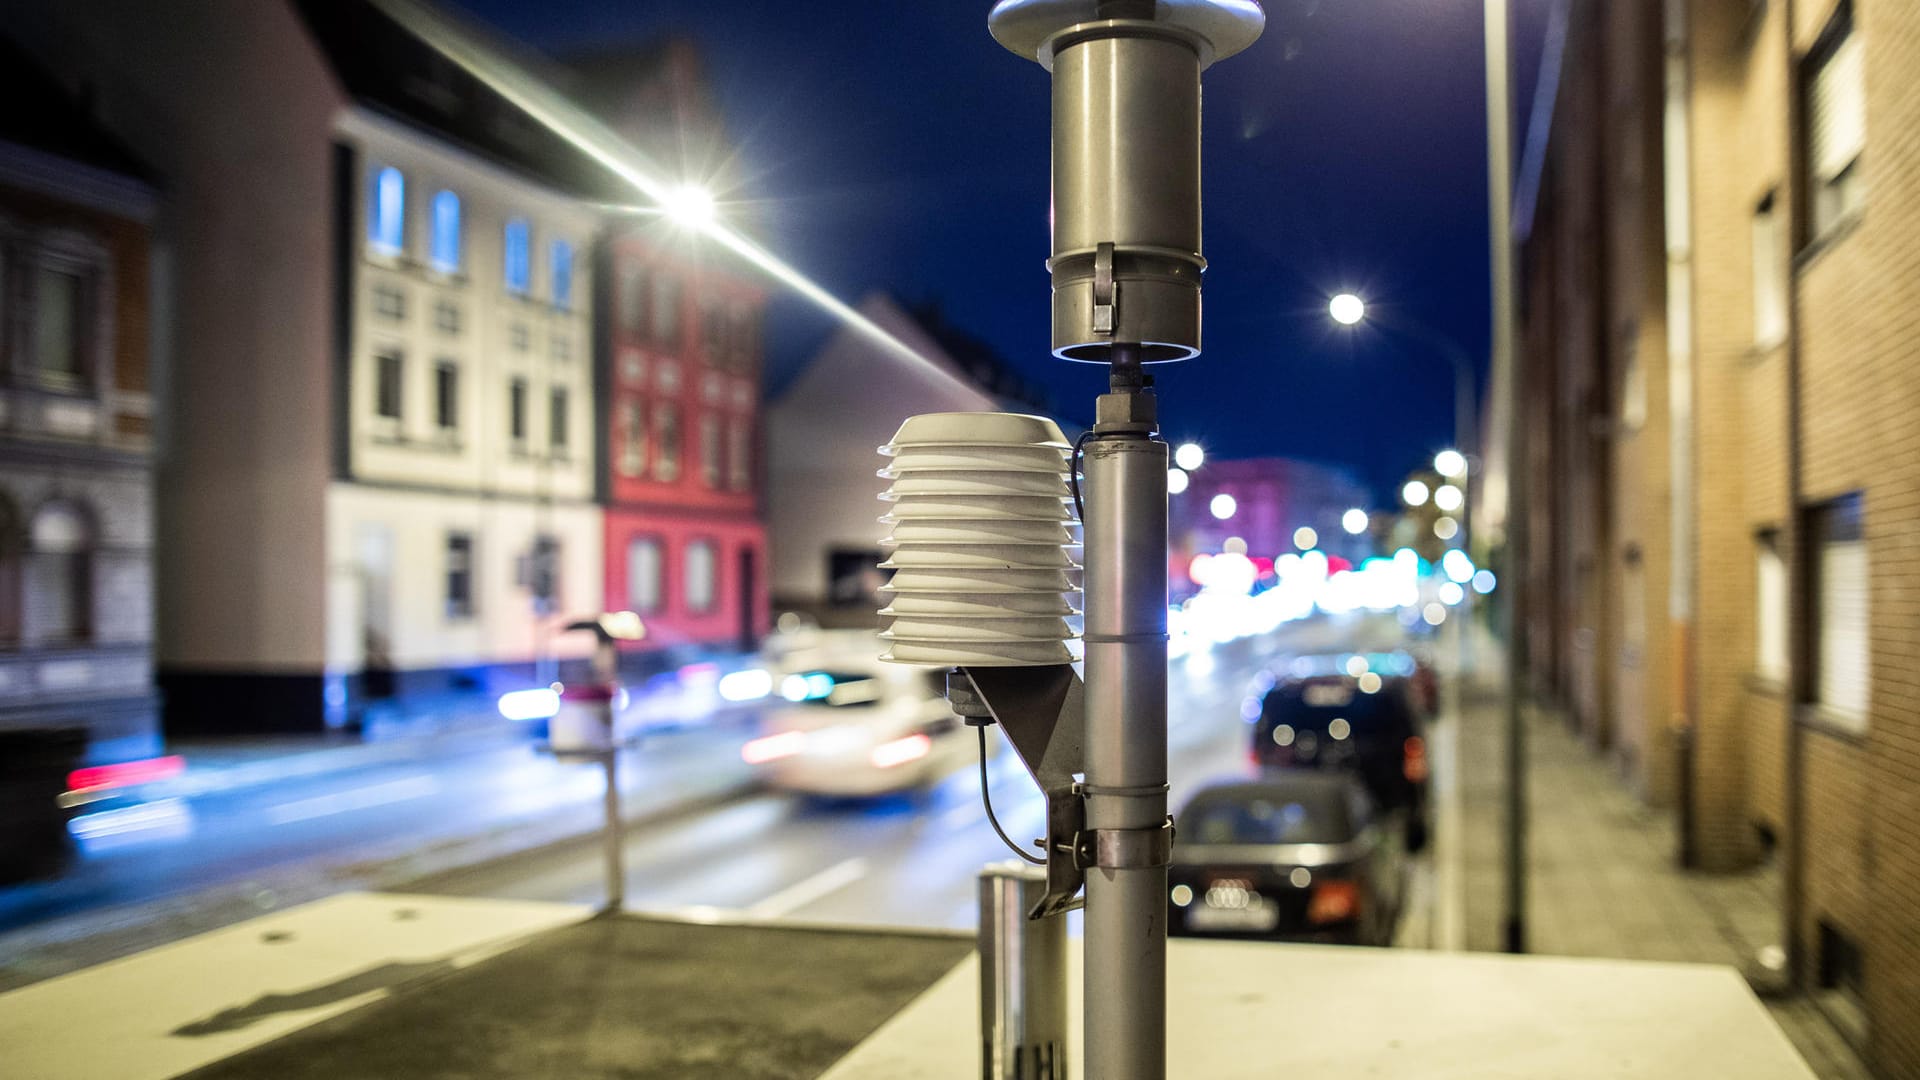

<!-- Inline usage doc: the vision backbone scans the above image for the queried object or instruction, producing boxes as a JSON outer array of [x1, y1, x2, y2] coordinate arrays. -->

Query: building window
[[509, 377, 528, 443], [373, 283, 406, 321], [435, 361, 459, 432], [626, 536, 663, 613], [654, 402, 681, 482], [700, 414, 721, 488], [551, 334, 571, 363], [510, 322, 529, 351], [619, 400, 646, 477], [618, 263, 647, 337], [1756, 529, 1788, 684], [446, 532, 475, 619], [827, 549, 884, 609], [1808, 493, 1868, 730], [1752, 191, 1786, 348], [434, 300, 462, 335], [430, 190, 462, 274], [526, 534, 559, 615], [29, 500, 91, 644], [651, 273, 680, 348], [369, 166, 405, 255], [728, 417, 750, 491], [703, 301, 728, 368], [684, 539, 716, 613], [34, 266, 85, 384], [549, 387, 569, 454], [503, 218, 531, 295], [375, 350, 403, 420], [550, 239, 573, 311], [732, 303, 758, 371], [1804, 6, 1865, 239]]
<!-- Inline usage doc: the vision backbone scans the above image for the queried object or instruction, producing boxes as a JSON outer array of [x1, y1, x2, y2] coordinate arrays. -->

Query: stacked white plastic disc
[[877, 413, 1081, 666]]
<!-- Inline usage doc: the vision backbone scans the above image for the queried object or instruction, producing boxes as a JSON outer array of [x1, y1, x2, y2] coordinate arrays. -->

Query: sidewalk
[[1453, 638, 1870, 1079]]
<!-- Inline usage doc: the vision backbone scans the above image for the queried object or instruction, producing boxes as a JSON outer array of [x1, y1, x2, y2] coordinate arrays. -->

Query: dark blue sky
[[454, 0, 1545, 503]]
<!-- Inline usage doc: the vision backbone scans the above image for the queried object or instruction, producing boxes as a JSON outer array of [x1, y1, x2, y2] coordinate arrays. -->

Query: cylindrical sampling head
[[989, 0, 1266, 363]]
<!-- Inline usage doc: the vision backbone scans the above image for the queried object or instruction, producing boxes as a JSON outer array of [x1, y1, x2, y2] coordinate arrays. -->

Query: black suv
[[1248, 666, 1429, 852]]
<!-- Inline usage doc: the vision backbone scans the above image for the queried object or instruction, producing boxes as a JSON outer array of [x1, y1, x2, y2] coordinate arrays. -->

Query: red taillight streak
[[66, 755, 186, 794], [741, 731, 805, 765], [869, 733, 932, 769], [1404, 736, 1429, 783]]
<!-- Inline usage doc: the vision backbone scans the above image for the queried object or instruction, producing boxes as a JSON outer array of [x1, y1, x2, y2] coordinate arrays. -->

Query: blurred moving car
[[1167, 772, 1405, 946], [740, 630, 971, 798], [1248, 656, 1430, 852]]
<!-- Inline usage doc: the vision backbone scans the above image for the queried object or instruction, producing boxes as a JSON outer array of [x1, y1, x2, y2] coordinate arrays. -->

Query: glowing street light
[[1329, 292, 1365, 326], [1167, 467, 1190, 495], [1341, 508, 1369, 535], [1210, 493, 1238, 521], [1434, 484, 1464, 512], [1435, 448, 1468, 478], [1434, 516, 1459, 540], [1292, 526, 1318, 551], [1402, 479, 1430, 507], [1174, 442, 1205, 471], [661, 182, 717, 226]]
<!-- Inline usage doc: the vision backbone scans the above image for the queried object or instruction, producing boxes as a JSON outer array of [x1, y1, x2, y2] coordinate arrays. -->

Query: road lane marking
[[264, 775, 441, 825], [745, 857, 869, 920]]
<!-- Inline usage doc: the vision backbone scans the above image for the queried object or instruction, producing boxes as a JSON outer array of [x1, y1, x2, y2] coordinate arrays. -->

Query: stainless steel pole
[[1081, 352, 1170, 1079], [602, 750, 625, 911]]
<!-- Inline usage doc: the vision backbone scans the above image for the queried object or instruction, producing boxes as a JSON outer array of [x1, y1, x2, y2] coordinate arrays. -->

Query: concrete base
[[825, 939, 1818, 1080]]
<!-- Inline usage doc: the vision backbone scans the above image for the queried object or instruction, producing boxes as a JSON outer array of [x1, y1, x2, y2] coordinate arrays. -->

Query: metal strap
[[1092, 241, 1116, 334], [1079, 818, 1175, 870], [1080, 631, 1169, 644]]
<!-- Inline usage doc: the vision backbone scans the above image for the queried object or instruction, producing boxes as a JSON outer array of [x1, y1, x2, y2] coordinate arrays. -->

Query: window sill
[[1742, 339, 1787, 366], [1795, 210, 1865, 271], [1743, 673, 1788, 698], [1795, 702, 1868, 744]]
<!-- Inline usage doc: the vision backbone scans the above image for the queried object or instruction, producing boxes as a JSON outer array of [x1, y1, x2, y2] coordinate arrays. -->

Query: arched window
[[430, 190, 461, 273], [369, 167, 405, 255], [29, 500, 92, 644], [549, 238, 573, 310], [503, 218, 531, 295]]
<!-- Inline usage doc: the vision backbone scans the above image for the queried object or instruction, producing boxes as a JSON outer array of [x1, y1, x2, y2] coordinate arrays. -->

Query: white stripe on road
[[264, 774, 441, 825], [745, 857, 869, 920]]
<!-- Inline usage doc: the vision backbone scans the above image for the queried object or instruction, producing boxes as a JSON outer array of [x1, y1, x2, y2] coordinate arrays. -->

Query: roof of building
[[0, 34, 153, 183], [901, 302, 1054, 416]]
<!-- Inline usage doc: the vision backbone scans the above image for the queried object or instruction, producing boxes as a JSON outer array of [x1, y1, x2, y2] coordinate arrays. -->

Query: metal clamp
[[1077, 817, 1175, 870], [1092, 241, 1116, 334]]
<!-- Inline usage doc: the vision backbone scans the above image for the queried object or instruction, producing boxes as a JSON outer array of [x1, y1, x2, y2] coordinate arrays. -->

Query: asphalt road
[[414, 613, 1449, 940]]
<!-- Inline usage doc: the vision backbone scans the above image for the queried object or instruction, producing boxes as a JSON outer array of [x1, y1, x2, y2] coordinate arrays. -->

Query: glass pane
[[37, 268, 83, 378], [504, 219, 530, 294], [685, 540, 715, 612], [550, 239, 573, 310], [550, 388, 569, 450], [436, 364, 458, 429], [627, 538, 662, 612], [371, 167, 405, 253], [431, 190, 461, 273]]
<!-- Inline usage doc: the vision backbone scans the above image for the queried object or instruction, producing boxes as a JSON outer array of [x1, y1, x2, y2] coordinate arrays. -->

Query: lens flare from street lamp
[[1434, 516, 1459, 540], [1210, 493, 1238, 520], [1329, 293, 1365, 326], [1175, 442, 1205, 471], [661, 182, 717, 226], [1439, 581, 1465, 605], [1434, 484, 1464, 512], [1293, 526, 1318, 551], [1472, 569, 1498, 594], [1342, 508, 1369, 535], [1167, 467, 1190, 494], [1435, 449, 1467, 478], [1402, 480, 1430, 507]]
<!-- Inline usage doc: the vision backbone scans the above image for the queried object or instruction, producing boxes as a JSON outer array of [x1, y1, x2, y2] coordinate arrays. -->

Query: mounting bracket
[[958, 664, 1086, 919]]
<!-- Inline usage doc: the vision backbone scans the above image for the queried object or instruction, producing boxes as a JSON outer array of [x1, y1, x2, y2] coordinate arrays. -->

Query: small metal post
[[601, 750, 625, 912], [979, 863, 1069, 1079]]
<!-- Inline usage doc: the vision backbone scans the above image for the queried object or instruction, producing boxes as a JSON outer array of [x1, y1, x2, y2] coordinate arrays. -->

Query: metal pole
[[979, 862, 1069, 1079], [602, 750, 625, 912], [1081, 349, 1170, 1079], [1484, 0, 1527, 955]]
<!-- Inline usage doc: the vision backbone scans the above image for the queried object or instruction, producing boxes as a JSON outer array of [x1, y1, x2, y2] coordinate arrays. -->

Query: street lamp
[[1173, 442, 1205, 471], [1434, 484, 1465, 513], [1402, 479, 1430, 507], [1342, 507, 1369, 535], [1435, 448, 1467, 478], [661, 182, 717, 226], [1166, 467, 1190, 495], [1293, 526, 1318, 551], [1210, 493, 1238, 521], [1329, 292, 1365, 326]]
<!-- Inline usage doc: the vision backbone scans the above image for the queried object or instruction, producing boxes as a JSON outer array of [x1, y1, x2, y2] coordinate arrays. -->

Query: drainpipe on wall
[[1778, 0, 1810, 997], [1660, 0, 1699, 870]]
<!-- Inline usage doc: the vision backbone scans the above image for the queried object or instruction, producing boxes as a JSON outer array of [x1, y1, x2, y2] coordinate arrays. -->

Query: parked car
[[1167, 772, 1405, 946], [1249, 660, 1430, 852], [739, 631, 973, 798]]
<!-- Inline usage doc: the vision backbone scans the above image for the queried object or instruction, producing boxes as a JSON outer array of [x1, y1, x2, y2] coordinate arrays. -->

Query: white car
[[740, 631, 975, 797]]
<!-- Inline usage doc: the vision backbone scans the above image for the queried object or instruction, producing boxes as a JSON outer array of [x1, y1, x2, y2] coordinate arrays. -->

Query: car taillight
[[1307, 879, 1360, 925], [741, 731, 805, 764], [1404, 736, 1428, 783]]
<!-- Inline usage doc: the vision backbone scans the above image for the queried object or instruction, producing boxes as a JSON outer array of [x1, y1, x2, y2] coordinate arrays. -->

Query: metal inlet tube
[[1080, 425, 1169, 1079]]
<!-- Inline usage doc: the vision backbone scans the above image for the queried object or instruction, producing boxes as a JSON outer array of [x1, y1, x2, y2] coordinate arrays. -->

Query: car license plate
[[1304, 684, 1354, 707], [1187, 898, 1279, 933]]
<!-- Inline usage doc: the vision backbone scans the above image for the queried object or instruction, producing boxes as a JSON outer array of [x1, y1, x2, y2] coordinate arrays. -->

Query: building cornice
[[0, 139, 157, 223]]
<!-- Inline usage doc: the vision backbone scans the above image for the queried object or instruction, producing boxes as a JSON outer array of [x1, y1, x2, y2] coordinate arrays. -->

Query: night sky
[[451, 0, 1547, 503]]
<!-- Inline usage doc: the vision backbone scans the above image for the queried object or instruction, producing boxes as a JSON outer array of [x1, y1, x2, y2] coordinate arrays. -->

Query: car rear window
[[1261, 680, 1412, 740], [1182, 787, 1352, 845]]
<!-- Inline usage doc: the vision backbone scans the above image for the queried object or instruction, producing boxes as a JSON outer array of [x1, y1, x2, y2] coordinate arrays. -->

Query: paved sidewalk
[[1454, 647, 1870, 1079]]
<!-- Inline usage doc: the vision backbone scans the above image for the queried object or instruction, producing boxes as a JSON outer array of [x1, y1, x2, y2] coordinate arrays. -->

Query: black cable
[[1068, 428, 1094, 525], [979, 725, 1043, 865]]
